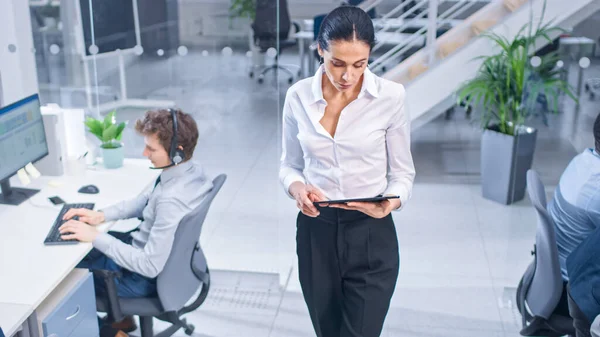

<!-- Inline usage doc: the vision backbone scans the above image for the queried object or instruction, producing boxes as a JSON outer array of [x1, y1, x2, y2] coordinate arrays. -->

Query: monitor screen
[[0, 94, 48, 182]]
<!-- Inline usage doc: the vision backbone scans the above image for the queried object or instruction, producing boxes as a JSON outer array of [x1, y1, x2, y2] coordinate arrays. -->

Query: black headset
[[151, 108, 185, 169], [169, 108, 185, 166]]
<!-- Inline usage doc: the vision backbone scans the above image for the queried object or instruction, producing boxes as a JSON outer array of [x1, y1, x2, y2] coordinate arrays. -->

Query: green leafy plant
[[229, 0, 255, 20], [84, 111, 127, 149], [457, 1, 577, 136], [37, 3, 60, 20]]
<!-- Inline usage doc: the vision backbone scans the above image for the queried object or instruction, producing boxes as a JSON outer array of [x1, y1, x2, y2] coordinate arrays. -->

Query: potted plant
[[457, 3, 576, 205], [84, 111, 127, 169], [229, 0, 255, 21]]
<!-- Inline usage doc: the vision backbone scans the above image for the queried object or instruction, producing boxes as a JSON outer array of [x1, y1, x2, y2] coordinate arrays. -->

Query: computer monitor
[[0, 94, 48, 205]]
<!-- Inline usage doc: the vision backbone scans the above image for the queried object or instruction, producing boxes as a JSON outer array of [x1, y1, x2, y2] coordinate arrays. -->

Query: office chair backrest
[[252, 0, 291, 50], [525, 169, 563, 319], [346, 0, 377, 18], [156, 174, 227, 312], [313, 14, 326, 41]]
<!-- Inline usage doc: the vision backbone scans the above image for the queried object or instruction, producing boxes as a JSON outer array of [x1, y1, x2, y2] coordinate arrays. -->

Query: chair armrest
[[93, 270, 125, 323]]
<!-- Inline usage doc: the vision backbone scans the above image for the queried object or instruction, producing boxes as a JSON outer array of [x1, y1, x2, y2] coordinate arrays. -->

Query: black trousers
[[296, 207, 400, 337], [568, 285, 592, 337]]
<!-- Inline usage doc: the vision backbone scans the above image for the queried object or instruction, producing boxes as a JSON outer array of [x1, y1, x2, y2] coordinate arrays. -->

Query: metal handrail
[[370, 0, 482, 73]]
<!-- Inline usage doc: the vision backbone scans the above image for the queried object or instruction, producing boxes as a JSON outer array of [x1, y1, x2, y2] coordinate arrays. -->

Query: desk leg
[[26, 313, 40, 337], [17, 312, 40, 337]]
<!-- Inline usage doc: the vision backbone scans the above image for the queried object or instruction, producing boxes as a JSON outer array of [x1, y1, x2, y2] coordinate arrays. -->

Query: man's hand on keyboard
[[63, 208, 105, 225], [59, 220, 99, 243]]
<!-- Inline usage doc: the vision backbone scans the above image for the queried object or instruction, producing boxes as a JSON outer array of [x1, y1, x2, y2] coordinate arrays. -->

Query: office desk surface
[[0, 302, 32, 337], [0, 159, 159, 309]]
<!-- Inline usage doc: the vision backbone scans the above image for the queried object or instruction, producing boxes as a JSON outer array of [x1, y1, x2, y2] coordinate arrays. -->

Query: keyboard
[[44, 203, 95, 245]]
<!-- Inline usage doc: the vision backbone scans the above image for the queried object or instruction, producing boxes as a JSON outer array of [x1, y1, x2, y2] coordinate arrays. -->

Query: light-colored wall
[[0, 0, 39, 106], [572, 9, 600, 56]]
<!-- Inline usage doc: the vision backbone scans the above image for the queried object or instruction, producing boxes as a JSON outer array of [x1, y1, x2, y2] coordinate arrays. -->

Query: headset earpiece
[[172, 146, 184, 165], [168, 108, 185, 166]]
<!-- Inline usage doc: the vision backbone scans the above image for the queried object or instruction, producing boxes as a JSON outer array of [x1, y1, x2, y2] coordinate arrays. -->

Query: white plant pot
[[101, 146, 124, 169]]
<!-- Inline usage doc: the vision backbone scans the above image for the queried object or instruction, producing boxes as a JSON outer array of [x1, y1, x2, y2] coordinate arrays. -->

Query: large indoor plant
[[457, 3, 576, 205], [84, 111, 127, 169], [229, 0, 255, 20], [230, 0, 265, 68]]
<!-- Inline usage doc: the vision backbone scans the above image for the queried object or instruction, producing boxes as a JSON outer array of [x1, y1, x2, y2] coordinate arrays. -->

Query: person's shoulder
[[574, 148, 600, 168], [160, 163, 210, 197], [372, 73, 405, 101], [286, 76, 313, 99]]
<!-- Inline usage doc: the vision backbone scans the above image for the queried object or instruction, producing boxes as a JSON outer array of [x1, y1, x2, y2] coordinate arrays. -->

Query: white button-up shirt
[[279, 65, 415, 208]]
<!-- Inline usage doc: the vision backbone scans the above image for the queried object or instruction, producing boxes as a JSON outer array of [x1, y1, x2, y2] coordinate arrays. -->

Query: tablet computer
[[313, 195, 399, 205]]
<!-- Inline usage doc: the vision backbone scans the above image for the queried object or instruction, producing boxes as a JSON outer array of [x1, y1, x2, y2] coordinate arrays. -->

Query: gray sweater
[[93, 160, 213, 278]]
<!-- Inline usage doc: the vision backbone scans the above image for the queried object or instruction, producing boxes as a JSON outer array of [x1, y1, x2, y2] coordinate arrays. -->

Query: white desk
[[292, 31, 316, 78], [0, 303, 32, 337], [0, 158, 159, 335]]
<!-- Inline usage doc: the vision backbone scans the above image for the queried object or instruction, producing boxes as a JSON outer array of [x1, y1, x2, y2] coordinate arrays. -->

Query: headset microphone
[[149, 163, 174, 170]]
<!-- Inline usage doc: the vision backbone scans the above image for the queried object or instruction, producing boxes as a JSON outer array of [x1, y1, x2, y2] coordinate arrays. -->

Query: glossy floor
[[40, 51, 599, 336]]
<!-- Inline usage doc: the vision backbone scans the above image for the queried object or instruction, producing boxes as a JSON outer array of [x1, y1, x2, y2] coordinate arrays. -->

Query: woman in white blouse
[[279, 5, 415, 337]]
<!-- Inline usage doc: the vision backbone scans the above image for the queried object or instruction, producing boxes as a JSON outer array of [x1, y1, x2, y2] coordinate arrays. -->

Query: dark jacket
[[567, 226, 600, 322]]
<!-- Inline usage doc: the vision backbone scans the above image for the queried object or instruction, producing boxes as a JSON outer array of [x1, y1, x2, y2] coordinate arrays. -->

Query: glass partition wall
[[27, 0, 289, 334]]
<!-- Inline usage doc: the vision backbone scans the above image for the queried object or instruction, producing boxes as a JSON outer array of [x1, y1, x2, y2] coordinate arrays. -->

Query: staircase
[[372, 0, 600, 129]]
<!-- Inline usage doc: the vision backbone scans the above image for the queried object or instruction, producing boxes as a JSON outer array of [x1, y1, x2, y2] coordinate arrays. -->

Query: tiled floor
[[37, 50, 599, 336]]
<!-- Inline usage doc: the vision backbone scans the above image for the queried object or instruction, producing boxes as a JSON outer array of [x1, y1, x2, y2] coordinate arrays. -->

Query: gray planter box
[[481, 125, 538, 205]]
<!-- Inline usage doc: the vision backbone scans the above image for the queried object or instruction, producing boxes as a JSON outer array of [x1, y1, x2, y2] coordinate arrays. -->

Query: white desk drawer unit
[[37, 269, 99, 337]]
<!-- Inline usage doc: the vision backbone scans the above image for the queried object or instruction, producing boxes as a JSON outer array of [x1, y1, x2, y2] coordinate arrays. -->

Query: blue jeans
[[77, 230, 157, 298]]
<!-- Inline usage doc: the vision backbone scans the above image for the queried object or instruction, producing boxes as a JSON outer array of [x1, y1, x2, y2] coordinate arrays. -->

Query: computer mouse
[[78, 184, 99, 194]]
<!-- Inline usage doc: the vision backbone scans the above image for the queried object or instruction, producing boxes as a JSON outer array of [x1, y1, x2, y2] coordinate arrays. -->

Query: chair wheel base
[[185, 324, 195, 335], [258, 76, 264, 84]]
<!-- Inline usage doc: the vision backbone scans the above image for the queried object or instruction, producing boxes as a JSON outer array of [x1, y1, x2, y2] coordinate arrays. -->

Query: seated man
[[548, 113, 600, 280], [58, 109, 213, 336], [566, 226, 600, 337]]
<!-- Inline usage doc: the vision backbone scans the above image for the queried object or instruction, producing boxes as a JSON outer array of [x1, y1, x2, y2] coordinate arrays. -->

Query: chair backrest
[[525, 169, 564, 319], [252, 0, 291, 50], [346, 0, 377, 18], [312, 14, 326, 60], [313, 14, 326, 41], [156, 174, 227, 312]]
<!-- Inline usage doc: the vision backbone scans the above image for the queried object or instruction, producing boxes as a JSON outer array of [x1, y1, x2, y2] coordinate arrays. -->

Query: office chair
[[345, 0, 377, 18], [310, 14, 326, 69], [250, 0, 300, 84], [516, 170, 575, 337], [94, 174, 227, 337]]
